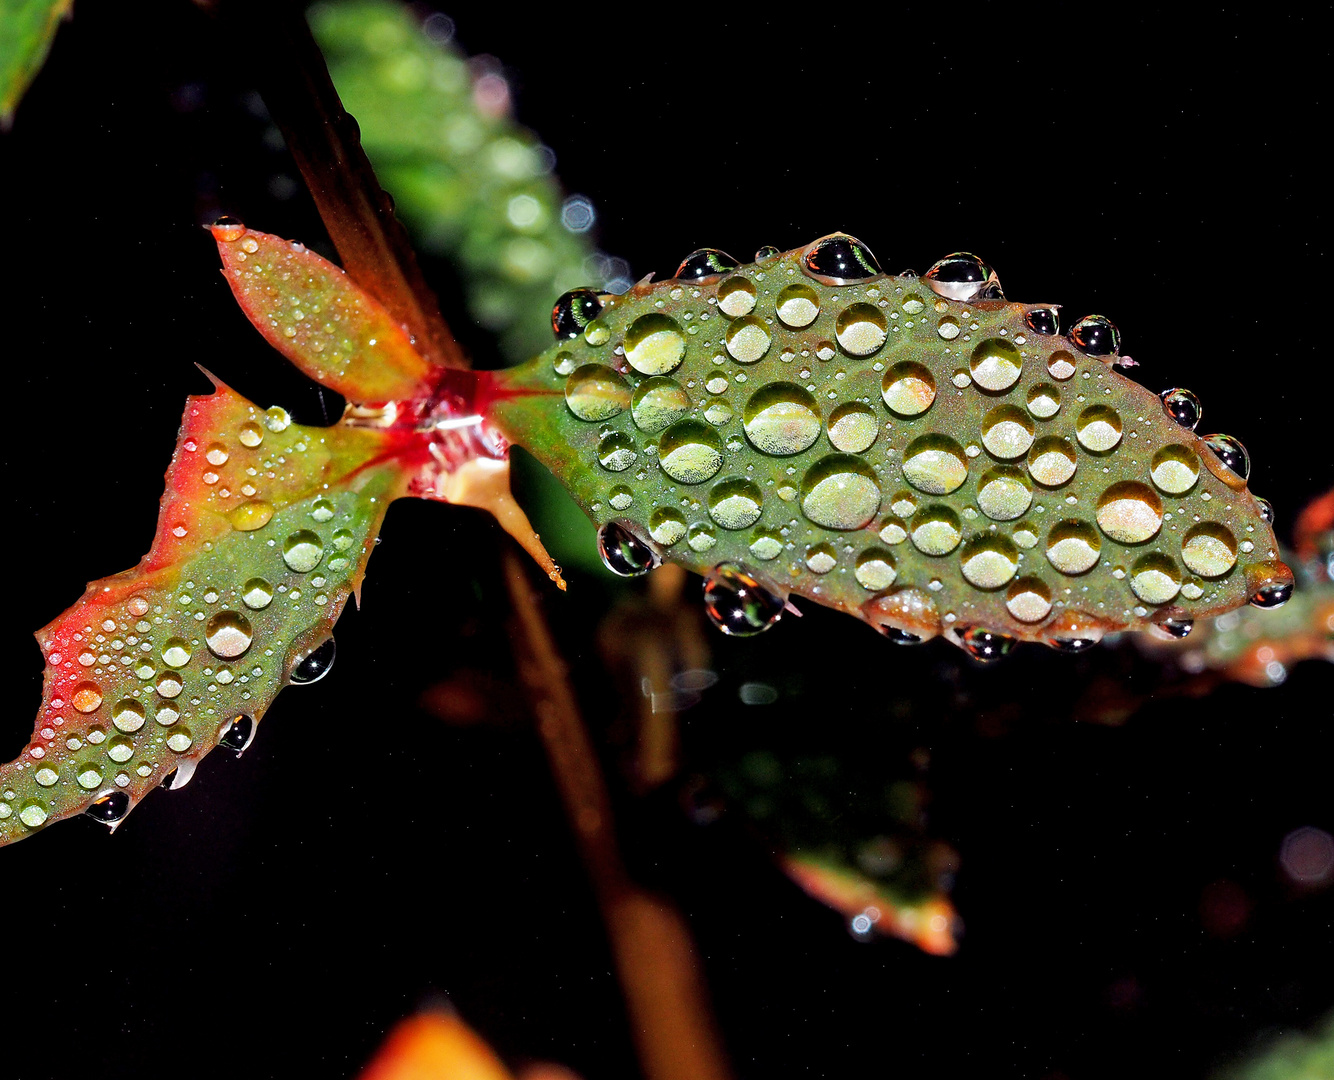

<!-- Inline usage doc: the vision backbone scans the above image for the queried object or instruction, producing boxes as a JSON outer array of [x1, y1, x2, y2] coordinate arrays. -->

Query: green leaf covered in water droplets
[[487, 236, 1293, 651], [0, 379, 408, 842]]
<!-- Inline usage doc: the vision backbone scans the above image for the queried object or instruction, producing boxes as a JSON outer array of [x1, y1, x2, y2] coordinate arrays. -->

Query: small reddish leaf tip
[[210, 216, 246, 243]]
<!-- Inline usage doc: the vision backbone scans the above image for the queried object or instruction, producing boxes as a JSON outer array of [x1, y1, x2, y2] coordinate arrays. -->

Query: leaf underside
[[488, 240, 1291, 648], [1, 379, 408, 842]]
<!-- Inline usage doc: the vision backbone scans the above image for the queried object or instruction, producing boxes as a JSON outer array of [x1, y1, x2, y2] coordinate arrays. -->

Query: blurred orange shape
[[358, 1011, 515, 1080]]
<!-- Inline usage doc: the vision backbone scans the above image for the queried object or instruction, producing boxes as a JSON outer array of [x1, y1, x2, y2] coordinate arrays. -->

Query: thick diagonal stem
[[215, 0, 466, 371], [502, 552, 733, 1080]]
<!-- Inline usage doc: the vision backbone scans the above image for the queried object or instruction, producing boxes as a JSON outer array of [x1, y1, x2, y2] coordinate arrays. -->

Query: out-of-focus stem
[[502, 551, 734, 1080], [214, 0, 466, 371]]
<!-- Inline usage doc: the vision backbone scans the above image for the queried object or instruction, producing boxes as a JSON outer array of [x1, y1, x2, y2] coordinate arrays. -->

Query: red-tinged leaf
[[212, 219, 441, 404], [359, 1011, 516, 1080], [0, 378, 411, 842]]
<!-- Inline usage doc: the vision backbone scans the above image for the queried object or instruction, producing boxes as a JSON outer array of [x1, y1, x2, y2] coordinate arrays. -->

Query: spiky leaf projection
[[488, 236, 1293, 653]]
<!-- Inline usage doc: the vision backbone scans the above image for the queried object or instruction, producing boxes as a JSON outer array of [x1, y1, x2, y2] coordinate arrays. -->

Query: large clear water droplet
[[218, 714, 257, 753], [85, 790, 130, 824], [674, 248, 739, 281], [923, 252, 1002, 301], [1069, 314, 1121, 356], [1024, 307, 1060, 336], [958, 626, 1016, 662], [205, 611, 253, 658], [1203, 434, 1250, 479], [291, 638, 336, 685], [1159, 387, 1201, 430], [551, 288, 603, 339], [701, 562, 785, 637], [596, 522, 660, 577], [283, 530, 325, 572], [801, 233, 882, 286]]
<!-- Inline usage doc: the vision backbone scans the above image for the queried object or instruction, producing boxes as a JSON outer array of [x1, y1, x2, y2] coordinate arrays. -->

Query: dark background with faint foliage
[[1, 4, 1330, 1079]]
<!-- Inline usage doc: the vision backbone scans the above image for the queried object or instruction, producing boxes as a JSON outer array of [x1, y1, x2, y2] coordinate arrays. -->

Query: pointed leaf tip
[[214, 222, 439, 404]]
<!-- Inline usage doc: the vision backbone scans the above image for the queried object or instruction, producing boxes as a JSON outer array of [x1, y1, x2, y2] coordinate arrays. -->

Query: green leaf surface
[[1, 379, 408, 842], [0, 0, 71, 125], [214, 221, 440, 404], [488, 237, 1293, 652]]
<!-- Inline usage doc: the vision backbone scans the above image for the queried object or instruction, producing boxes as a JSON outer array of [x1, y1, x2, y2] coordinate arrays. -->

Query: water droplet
[[1069, 314, 1120, 356], [702, 562, 785, 636], [112, 699, 146, 733], [626, 377, 690, 434], [265, 406, 291, 433], [553, 351, 576, 376], [735, 530, 775, 564], [924, 252, 1002, 301], [717, 276, 757, 318], [709, 479, 764, 529], [583, 318, 610, 346], [283, 530, 325, 572], [981, 406, 1035, 459], [1046, 350, 1077, 381], [597, 431, 637, 472], [1027, 437, 1078, 487], [566, 364, 631, 421], [649, 507, 688, 546], [1156, 617, 1194, 638], [1025, 307, 1060, 336], [1202, 434, 1250, 480], [802, 233, 882, 286], [85, 790, 130, 823], [902, 435, 968, 494], [609, 485, 634, 511], [1006, 578, 1052, 622], [805, 544, 837, 573], [205, 443, 229, 466], [1096, 482, 1163, 543], [596, 522, 660, 576], [969, 338, 1023, 392], [675, 248, 739, 281], [77, 765, 104, 790], [211, 216, 246, 243], [937, 316, 960, 340], [960, 536, 1020, 588], [862, 586, 939, 642], [754, 245, 780, 261], [205, 610, 253, 658], [958, 626, 1016, 662], [166, 730, 193, 753], [332, 528, 355, 551], [310, 497, 336, 523], [551, 288, 603, 339], [235, 577, 274, 611], [1160, 388, 1201, 430], [659, 420, 724, 483], [1075, 405, 1123, 452], [219, 714, 257, 753], [1255, 497, 1275, 525], [626, 313, 687, 375], [881, 361, 936, 417], [72, 681, 103, 712], [1046, 520, 1101, 575], [834, 303, 888, 356], [855, 549, 898, 591], [291, 638, 336, 684], [1150, 445, 1200, 495], [1182, 524, 1237, 578], [910, 506, 963, 555], [977, 467, 1033, 521], [827, 402, 879, 453], [18, 803, 48, 828], [1249, 577, 1294, 609], [1130, 554, 1182, 604], [107, 737, 134, 763], [742, 383, 821, 455], [156, 672, 183, 698], [239, 421, 264, 448], [725, 316, 772, 363], [34, 767, 59, 787], [161, 759, 196, 788], [156, 704, 180, 726], [688, 523, 717, 552], [800, 455, 882, 530], [1026, 384, 1061, 419], [230, 499, 275, 531], [774, 283, 821, 328]]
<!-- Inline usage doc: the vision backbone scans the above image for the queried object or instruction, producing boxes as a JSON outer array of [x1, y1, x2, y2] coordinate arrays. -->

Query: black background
[[2, 4, 1331, 1078]]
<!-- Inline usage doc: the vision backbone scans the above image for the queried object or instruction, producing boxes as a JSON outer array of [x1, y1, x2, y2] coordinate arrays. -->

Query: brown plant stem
[[214, 0, 466, 371], [502, 551, 734, 1080]]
